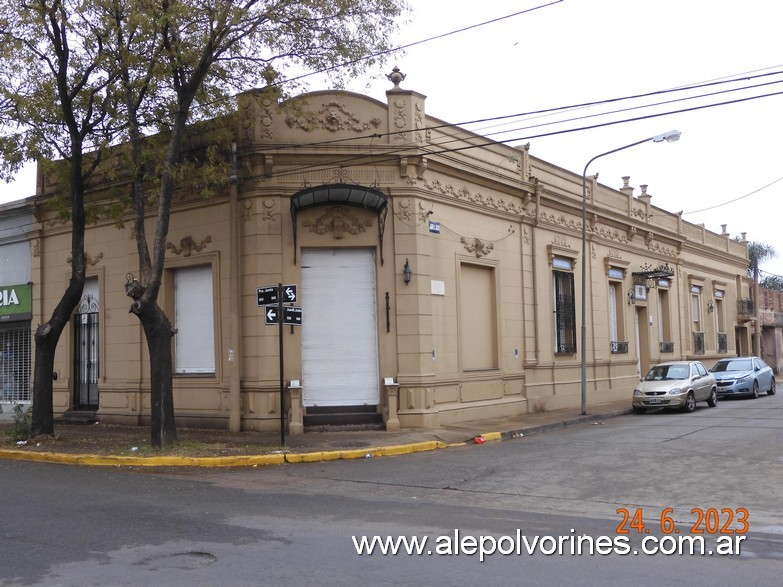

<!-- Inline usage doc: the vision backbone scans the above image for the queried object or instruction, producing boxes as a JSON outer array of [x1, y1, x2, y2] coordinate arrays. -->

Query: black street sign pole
[[278, 283, 285, 445]]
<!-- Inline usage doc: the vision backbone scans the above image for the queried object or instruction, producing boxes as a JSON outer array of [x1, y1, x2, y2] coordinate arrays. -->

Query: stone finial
[[721, 224, 728, 235], [640, 184, 648, 196], [386, 66, 406, 88]]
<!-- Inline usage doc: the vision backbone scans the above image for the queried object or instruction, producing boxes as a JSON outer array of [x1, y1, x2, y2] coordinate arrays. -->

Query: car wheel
[[769, 377, 776, 395], [751, 380, 759, 399], [707, 388, 718, 407], [683, 392, 696, 412]]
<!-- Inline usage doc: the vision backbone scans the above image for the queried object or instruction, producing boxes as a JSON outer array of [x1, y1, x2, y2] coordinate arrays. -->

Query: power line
[[684, 175, 783, 214], [275, 1, 565, 90]]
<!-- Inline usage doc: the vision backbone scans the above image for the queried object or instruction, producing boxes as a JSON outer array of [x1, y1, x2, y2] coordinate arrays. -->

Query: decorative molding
[[552, 234, 572, 249], [423, 179, 524, 215], [461, 237, 494, 258], [302, 206, 372, 239], [285, 100, 382, 133], [31, 240, 40, 258], [647, 240, 680, 258], [592, 226, 629, 243], [523, 228, 530, 245], [539, 211, 581, 231], [166, 235, 212, 256], [392, 97, 407, 141]]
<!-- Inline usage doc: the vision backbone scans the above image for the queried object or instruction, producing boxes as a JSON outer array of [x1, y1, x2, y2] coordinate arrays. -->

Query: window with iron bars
[[692, 331, 705, 355], [0, 324, 32, 403], [717, 333, 728, 354], [553, 270, 577, 355]]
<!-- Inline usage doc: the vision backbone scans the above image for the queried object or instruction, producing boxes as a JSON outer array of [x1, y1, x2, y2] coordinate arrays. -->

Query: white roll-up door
[[301, 248, 379, 406]]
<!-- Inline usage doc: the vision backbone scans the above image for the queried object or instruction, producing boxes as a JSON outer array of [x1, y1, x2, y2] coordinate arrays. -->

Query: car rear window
[[645, 365, 689, 381], [712, 359, 752, 372]]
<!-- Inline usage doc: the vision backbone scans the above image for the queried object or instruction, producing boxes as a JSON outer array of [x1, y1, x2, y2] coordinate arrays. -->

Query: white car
[[633, 361, 718, 413]]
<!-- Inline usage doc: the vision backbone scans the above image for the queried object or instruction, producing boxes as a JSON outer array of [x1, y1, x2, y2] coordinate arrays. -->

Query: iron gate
[[73, 311, 99, 409]]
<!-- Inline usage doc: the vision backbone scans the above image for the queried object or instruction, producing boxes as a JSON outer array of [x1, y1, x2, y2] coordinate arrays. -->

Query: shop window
[[0, 325, 31, 402]]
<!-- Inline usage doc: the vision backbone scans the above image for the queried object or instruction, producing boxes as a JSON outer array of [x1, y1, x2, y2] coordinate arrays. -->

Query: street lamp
[[580, 129, 681, 415]]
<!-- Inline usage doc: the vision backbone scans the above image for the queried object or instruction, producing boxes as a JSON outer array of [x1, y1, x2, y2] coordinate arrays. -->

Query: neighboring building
[[0, 199, 34, 421], [760, 286, 783, 373], [30, 72, 752, 432]]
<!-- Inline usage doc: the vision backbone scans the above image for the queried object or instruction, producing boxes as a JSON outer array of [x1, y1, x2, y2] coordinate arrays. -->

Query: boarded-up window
[[174, 265, 215, 374], [459, 263, 497, 370]]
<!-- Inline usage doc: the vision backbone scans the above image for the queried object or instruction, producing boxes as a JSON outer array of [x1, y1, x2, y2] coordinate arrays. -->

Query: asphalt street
[[1, 394, 781, 586]]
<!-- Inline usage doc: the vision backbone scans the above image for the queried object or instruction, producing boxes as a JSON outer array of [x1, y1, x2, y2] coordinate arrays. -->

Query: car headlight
[[668, 387, 683, 395], [633, 389, 643, 396], [735, 376, 750, 383]]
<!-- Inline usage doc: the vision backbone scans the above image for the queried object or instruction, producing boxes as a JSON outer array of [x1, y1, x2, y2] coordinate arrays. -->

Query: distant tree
[[747, 241, 777, 282], [1, 0, 408, 446], [760, 274, 783, 292]]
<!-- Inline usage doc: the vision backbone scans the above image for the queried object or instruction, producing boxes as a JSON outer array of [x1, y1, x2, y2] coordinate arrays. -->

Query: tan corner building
[[28, 73, 753, 433]]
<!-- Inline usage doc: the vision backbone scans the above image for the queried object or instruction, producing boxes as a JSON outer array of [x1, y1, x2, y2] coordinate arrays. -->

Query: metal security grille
[[0, 324, 32, 402], [553, 270, 577, 355], [73, 311, 99, 409], [693, 331, 705, 356]]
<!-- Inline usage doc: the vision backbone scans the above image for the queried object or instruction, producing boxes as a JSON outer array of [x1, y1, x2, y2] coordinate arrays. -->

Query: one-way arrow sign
[[265, 305, 303, 326], [257, 284, 297, 306]]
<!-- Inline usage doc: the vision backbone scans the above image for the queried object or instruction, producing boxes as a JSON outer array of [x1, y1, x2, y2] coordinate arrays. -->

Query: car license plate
[[648, 398, 661, 404]]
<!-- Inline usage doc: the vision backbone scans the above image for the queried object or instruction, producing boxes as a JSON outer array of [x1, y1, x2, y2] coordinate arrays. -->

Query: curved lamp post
[[580, 129, 681, 415]]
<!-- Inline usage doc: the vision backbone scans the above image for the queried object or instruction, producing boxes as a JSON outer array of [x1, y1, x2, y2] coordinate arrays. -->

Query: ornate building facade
[[29, 73, 753, 432]]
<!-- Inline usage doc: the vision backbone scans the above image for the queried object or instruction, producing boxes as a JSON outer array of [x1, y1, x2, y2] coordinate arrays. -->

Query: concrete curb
[[0, 408, 632, 468]]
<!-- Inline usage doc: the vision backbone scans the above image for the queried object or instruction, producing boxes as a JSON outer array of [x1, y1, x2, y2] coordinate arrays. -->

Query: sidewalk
[[0, 400, 632, 468]]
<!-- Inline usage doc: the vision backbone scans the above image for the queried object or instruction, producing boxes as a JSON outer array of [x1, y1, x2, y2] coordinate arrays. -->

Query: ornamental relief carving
[[647, 240, 681, 258], [242, 199, 280, 223], [392, 97, 407, 141], [423, 179, 524, 215], [67, 251, 103, 266], [285, 101, 382, 133], [394, 199, 429, 223], [240, 95, 275, 142], [303, 206, 372, 239], [166, 235, 212, 256], [537, 210, 632, 244], [461, 237, 494, 257]]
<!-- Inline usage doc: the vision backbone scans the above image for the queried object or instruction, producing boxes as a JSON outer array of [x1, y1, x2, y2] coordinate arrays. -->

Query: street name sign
[[257, 284, 297, 306], [265, 305, 303, 326]]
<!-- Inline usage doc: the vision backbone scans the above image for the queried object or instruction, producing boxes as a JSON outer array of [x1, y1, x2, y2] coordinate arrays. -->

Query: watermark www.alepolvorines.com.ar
[[351, 529, 747, 562]]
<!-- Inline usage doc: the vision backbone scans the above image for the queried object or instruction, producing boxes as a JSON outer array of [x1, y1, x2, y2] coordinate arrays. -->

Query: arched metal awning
[[290, 183, 389, 264]]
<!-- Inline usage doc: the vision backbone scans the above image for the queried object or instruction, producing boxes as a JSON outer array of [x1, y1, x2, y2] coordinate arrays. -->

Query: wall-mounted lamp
[[403, 258, 412, 285], [707, 300, 715, 313]]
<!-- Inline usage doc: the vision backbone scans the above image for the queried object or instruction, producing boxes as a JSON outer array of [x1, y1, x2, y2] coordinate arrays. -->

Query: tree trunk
[[133, 299, 176, 447], [30, 325, 58, 437]]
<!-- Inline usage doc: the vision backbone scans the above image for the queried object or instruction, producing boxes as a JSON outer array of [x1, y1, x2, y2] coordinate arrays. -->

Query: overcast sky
[[3, 0, 782, 278]]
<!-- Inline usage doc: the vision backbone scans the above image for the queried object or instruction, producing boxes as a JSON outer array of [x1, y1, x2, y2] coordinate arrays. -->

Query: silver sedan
[[633, 360, 718, 413]]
